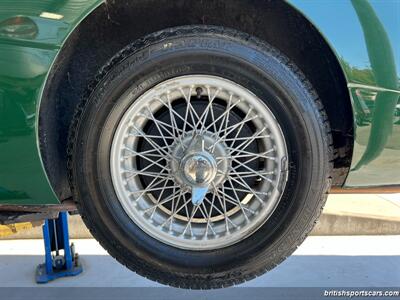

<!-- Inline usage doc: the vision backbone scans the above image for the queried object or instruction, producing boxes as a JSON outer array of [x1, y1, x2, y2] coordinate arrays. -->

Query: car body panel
[[0, 0, 398, 205], [0, 0, 101, 204], [289, 0, 400, 187]]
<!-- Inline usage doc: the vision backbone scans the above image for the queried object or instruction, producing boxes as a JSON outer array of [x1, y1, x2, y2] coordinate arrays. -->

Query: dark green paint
[[0, 0, 398, 205], [350, 0, 399, 176], [289, 0, 400, 187], [0, 43, 57, 204], [0, 0, 102, 204]]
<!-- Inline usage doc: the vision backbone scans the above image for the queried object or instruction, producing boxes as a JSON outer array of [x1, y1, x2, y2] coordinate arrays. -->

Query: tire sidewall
[[72, 28, 329, 280]]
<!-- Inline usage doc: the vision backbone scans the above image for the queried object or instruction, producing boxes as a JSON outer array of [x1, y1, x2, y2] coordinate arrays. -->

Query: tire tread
[[67, 25, 333, 289]]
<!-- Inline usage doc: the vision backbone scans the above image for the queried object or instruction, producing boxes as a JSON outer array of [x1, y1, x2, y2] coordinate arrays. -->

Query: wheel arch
[[39, 0, 354, 201]]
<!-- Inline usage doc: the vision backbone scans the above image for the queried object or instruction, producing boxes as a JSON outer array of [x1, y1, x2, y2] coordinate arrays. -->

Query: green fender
[[0, 0, 398, 205]]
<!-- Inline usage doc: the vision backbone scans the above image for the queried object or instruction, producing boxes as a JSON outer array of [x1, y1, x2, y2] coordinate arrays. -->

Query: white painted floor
[[0, 236, 399, 287]]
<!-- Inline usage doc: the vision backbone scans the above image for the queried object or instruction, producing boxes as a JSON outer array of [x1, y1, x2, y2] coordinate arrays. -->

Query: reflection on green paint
[[350, 0, 399, 171], [0, 0, 102, 205], [0, 0, 399, 205]]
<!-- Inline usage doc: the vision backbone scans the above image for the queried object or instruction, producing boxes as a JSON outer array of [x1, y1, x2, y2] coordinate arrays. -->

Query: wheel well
[[39, 0, 354, 201]]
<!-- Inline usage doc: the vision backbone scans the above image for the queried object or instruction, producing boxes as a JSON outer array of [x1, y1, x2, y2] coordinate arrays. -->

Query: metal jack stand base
[[36, 212, 83, 283]]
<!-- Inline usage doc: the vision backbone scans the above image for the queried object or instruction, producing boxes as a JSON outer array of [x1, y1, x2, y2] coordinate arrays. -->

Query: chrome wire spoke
[[230, 107, 253, 144], [160, 190, 187, 229], [131, 125, 174, 159], [203, 194, 227, 220], [211, 110, 256, 152], [218, 94, 233, 138], [153, 96, 195, 133], [187, 101, 199, 132], [229, 163, 275, 185], [179, 86, 195, 134], [204, 99, 242, 133], [228, 171, 275, 179], [137, 112, 180, 138], [179, 87, 202, 132], [166, 94, 186, 149], [169, 195, 192, 223], [128, 133, 176, 140], [197, 201, 216, 237], [144, 189, 183, 213], [123, 145, 170, 156], [196, 86, 220, 134], [124, 159, 171, 180], [227, 178, 253, 220], [230, 159, 275, 184], [225, 147, 273, 158], [131, 184, 180, 196], [209, 114, 259, 152], [182, 204, 200, 236], [150, 179, 171, 220], [214, 185, 229, 232], [209, 100, 218, 133], [219, 149, 275, 160], [111, 75, 288, 250], [213, 183, 237, 231], [218, 188, 255, 217], [220, 183, 255, 218], [229, 156, 267, 174], [145, 105, 175, 149], [194, 88, 217, 133], [129, 153, 170, 174], [130, 177, 171, 201], [223, 135, 271, 142], [215, 113, 258, 141], [222, 186, 270, 197], [124, 170, 170, 180], [198, 194, 217, 237], [228, 175, 266, 204], [165, 193, 190, 230], [228, 127, 267, 155]]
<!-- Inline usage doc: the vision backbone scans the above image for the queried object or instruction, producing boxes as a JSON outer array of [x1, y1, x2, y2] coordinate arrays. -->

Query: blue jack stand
[[35, 212, 83, 283]]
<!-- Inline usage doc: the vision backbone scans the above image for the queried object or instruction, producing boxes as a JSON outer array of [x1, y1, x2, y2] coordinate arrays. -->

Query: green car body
[[0, 0, 399, 206]]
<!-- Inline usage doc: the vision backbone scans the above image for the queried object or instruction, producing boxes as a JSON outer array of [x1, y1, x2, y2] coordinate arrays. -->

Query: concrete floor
[[0, 236, 399, 288]]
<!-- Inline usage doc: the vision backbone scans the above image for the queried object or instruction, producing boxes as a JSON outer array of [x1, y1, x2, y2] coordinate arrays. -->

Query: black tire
[[68, 26, 333, 289]]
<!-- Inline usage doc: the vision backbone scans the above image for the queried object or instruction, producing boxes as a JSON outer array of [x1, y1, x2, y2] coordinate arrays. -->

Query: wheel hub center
[[169, 132, 230, 205], [181, 152, 217, 185], [170, 132, 229, 188]]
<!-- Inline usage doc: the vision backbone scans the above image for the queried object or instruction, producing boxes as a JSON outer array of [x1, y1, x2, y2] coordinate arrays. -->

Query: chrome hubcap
[[170, 133, 230, 206], [110, 75, 288, 250], [182, 152, 215, 185]]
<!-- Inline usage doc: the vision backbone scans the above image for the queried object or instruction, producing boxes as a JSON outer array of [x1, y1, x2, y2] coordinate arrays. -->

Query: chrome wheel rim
[[110, 75, 288, 250]]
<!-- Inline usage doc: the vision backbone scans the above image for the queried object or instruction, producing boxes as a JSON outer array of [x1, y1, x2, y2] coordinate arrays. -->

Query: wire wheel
[[110, 75, 288, 250]]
